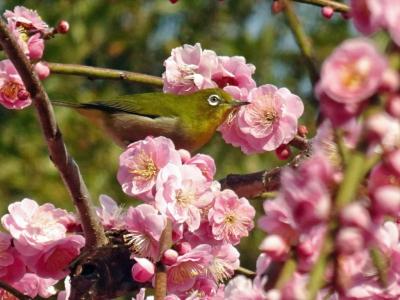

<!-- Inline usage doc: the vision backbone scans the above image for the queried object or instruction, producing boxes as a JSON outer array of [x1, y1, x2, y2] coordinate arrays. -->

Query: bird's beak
[[232, 100, 250, 107]]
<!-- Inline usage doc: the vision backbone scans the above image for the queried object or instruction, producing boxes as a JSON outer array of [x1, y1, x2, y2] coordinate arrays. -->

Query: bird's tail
[[51, 100, 85, 109]]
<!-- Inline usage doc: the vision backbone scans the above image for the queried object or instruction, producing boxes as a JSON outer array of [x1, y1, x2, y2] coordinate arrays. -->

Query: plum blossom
[[350, 0, 400, 46], [167, 244, 213, 293], [212, 56, 256, 90], [163, 43, 218, 94], [11, 273, 58, 298], [4, 6, 48, 32], [117, 136, 181, 201], [155, 164, 213, 232], [185, 153, 216, 182], [219, 84, 304, 154], [1, 198, 73, 254], [318, 38, 387, 104], [224, 275, 267, 300], [124, 204, 166, 261], [207, 244, 240, 283], [131, 257, 155, 283], [0, 60, 32, 109], [4, 6, 48, 60], [208, 189, 255, 245], [96, 194, 124, 229], [28, 235, 85, 280], [0, 233, 25, 283]]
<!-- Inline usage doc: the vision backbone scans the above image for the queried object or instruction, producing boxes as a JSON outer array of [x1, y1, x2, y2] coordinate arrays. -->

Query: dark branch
[[0, 19, 107, 250], [0, 280, 32, 300]]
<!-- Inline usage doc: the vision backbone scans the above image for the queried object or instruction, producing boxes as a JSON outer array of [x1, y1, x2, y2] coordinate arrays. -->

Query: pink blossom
[[96, 194, 124, 230], [163, 43, 218, 94], [131, 257, 155, 283], [185, 153, 216, 181], [318, 38, 387, 104], [296, 225, 326, 272], [336, 227, 365, 255], [0, 60, 32, 109], [156, 164, 213, 232], [0, 233, 25, 283], [208, 189, 255, 245], [386, 94, 400, 119], [34, 62, 50, 80], [316, 83, 364, 127], [220, 84, 304, 153], [280, 155, 333, 230], [224, 275, 267, 300], [350, 0, 382, 35], [2, 198, 72, 255], [29, 235, 85, 280], [369, 162, 400, 217], [183, 276, 219, 299], [124, 204, 166, 261], [259, 234, 289, 261], [117, 136, 181, 201], [364, 112, 400, 151], [27, 33, 45, 60], [162, 249, 179, 266], [258, 196, 297, 242], [167, 244, 212, 293], [182, 220, 223, 248], [340, 202, 371, 231], [11, 273, 57, 298], [212, 56, 256, 90], [208, 244, 240, 283], [280, 272, 308, 300], [4, 6, 48, 32], [386, 149, 400, 176]]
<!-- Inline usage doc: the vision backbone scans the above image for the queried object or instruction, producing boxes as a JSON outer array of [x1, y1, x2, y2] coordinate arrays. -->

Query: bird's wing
[[82, 93, 178, 119]]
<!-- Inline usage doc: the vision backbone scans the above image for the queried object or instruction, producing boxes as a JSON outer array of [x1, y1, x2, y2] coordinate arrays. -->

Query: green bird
[[52, 88, 248, 152]]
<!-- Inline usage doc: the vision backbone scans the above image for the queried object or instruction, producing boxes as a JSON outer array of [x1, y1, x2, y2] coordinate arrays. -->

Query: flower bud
[[131, 258, 155, 283], [17, 89, 29, 101], [373, 186, 400, 216], [336, 227, 364, 255], [57, 20, 70, 34], [297, 125, 308, 137], [259, 235, 289, 260], [271, 0, 285, 14], [321, 6, 334, 19], [275, 144, 291, 160], [380, 69, 400, 93], [175, 241, 192, 255], [386, 94, 400, 119], [161, 249, 178, 266], [34, 62, 50, 80], [340, 202, 371, 230]]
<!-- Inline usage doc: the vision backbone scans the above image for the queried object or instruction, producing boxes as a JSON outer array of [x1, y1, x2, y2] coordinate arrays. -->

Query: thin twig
[[154, 219, 173, 300], [282, 0, 320, 86], [0, 280, 32, 300], [0, 19, 107, 250], [236, 266, 256, 277], [292, 0, 349, 13], [220, 151, 309, 198], [47, 62, 164, 87]]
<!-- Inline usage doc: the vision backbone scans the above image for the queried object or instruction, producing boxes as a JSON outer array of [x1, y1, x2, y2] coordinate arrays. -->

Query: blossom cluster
[[0, 198, 85, 298], [115, 136, 255, 298], [162, 43, 304, 155], [0, 6, 51, 110]]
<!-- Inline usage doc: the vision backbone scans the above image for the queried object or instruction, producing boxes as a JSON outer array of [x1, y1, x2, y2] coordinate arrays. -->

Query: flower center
[[0, 81, 22, 101], [341, 58, 371, 90], [263, 109, 278, 125], [178, 64, 198, 83], [224, 212, 236, 225], [169, 261, 204, 284], [129, 151, 157, 180], [124, 232, 152, 259], [176, 189, 194, 207]]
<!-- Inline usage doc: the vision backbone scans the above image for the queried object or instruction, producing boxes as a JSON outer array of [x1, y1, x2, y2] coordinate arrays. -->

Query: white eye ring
[[207, 94, 221, 106]]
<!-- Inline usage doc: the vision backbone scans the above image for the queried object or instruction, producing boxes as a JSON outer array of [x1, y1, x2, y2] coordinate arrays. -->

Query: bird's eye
[[207, 94, 221, 106]]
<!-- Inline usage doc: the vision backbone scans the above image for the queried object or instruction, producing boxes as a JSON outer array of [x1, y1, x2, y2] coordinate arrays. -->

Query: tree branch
[[292, 0, 349, 13], [282, 0, 320, 86], [47, 62, 164, 86], [154, 219, 173, 300], [220, 151, 309, 198], [0, 280, 32, 300], [0, 19, 107, 250]]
